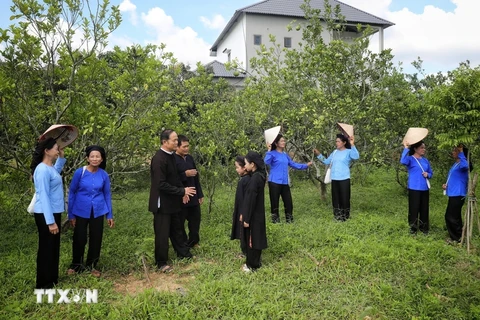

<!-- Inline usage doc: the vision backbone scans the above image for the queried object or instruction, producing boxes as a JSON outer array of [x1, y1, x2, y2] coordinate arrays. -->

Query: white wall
[[244, 14, 331, 73], [215, 13, 376, 76], [215, 13, 247, 70]]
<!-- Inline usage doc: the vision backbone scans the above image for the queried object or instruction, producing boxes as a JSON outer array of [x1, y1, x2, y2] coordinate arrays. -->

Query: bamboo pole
[[461, 172, 478, 253]]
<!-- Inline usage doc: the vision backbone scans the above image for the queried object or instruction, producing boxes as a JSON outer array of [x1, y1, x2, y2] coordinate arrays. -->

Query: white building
[[208, 0, 394, 83]]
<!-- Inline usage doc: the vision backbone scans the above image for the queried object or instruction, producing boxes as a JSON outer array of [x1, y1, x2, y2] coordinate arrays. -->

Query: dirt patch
[[113, 262, 198, 296]]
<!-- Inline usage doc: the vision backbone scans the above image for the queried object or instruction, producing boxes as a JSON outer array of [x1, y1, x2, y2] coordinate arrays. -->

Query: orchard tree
[[0, 0, 121, 211], [236, 0, 418, 199], [428, 62, 480, 159]]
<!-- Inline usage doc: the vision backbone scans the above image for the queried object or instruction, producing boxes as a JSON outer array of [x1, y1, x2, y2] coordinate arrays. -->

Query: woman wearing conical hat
[[443, 144, 472, 243], [314, 131, 359, 221], [265, 134, 312, 223], [400, 129, 433, 235]]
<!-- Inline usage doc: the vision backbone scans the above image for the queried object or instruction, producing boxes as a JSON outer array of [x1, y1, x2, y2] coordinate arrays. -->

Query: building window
[[284, 37, 292, 48], [254, 35, 262, 45]]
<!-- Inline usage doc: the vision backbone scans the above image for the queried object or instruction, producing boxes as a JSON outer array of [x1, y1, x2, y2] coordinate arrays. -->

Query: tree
[[235, 0, 417, 199], [0, 0, 121, 212]]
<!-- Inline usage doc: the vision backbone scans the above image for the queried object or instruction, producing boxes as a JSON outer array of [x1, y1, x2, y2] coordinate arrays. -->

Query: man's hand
[[198, 197, 204, 205], [183, 195, 190, 204], [184, 187, 196, 197]]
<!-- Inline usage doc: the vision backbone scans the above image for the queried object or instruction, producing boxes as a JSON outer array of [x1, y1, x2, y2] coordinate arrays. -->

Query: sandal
[[67, 268, 76, 275], [158, 265, 173, 273], [90, 269, 101, 278]]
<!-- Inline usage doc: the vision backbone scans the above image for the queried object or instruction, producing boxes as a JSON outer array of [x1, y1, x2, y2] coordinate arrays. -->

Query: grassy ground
[[1, 168, 480, 319]]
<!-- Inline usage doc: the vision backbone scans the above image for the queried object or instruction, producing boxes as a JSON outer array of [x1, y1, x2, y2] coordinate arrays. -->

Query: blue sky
[[1, 0, 478, 74]]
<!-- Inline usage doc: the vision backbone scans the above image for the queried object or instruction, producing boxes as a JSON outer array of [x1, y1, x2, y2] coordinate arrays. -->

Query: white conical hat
[[264, 126, 281, 145], [39, 124, 79, 148], [403, 127, 428, 146], [337, 123, 354, 138]]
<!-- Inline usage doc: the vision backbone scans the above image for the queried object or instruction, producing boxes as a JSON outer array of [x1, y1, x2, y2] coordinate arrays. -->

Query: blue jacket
[[68, 167, 113, 220], [33, 157, 67, 225], [265, 150, 308, 185], [400, 148, 433, 191], [446, 152, 469, 197], [317, 146, 359, 181]]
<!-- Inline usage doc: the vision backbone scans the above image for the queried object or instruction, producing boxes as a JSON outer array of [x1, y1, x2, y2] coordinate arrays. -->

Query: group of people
[[30, 125, 471, 286], [229, 131, 359, 272], [31, 135, 113, 289], [401, 140, 471, 242], [148, 130, 204, 273]]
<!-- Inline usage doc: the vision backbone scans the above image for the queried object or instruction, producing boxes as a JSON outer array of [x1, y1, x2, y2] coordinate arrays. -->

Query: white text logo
[[34, 289, 98, 303]]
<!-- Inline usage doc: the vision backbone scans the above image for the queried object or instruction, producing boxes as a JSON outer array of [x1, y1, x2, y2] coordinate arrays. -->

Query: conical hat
[[403, 127, 428, 146], [264, 126, 281, 146], [39, 124, 79, 148], [337, 123, 354, 138]]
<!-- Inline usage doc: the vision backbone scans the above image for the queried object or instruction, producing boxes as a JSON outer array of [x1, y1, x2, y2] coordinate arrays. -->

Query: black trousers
[[153, 211, 192, 267], [70, 210, 104, 272], [331, 179, 351, 221], [181, 205, 201, 247], [35, 213, 61, 289], [243, 228, 262, 270], [445, 196, 465, 241], [268, 182, 293, 222], [408, 189, 430, 233]]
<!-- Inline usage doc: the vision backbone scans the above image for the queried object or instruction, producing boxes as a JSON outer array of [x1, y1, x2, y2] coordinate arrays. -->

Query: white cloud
[[199, 14, 227, 30], [119, 0, 138, 26], [343, 0, 480, 73], [107, 34, 135, 49], [140, 7, 212, 65]]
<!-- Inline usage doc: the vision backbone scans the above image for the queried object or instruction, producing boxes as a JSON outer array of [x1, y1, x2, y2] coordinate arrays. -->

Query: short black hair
[[178, 134, 189, 146], [160, 129, 175, 144]]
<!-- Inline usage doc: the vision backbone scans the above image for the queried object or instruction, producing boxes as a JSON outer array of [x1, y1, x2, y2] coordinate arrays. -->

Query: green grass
[[1, 169, 480, 319]]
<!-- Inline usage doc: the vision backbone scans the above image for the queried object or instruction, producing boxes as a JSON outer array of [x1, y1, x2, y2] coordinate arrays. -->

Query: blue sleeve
[[400, 148, 410, 165], [350, 146, 359, 160], [316, 154, 326, 162], [287, 154, 308, 170], [68, 169, 81, 220], [425, 159, 433, 179], [35, 166, 55, 225], [54, 157, 66, 173], [321, 152, 334, 165], [264, 151, 274, 165], [458, 152, 469, 170], [103, 170, 113, 219]]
